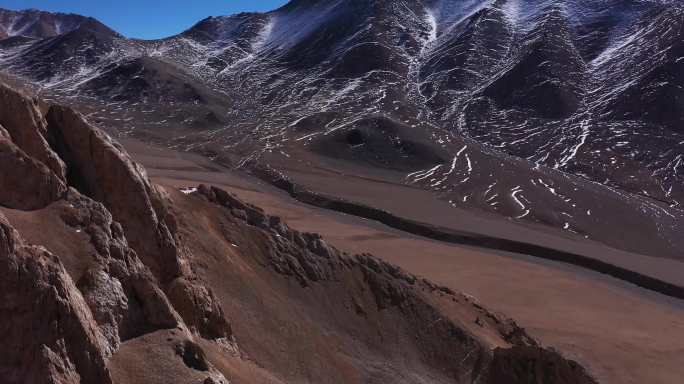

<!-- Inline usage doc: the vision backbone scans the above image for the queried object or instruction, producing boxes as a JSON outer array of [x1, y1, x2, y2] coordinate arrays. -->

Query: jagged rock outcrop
[[0, 84, 67, 209], [0, 212, 112, 384], [0, 124, 66, 209], [46, 105, 187, 282], [0, 83, 66, 180], [0, 81, 598, 383], [58, 189, 182, 353], [167, 276, 232, 340], [44, 105, 231, 341], [194, 184, 597, 384], [0, 84, 230, 383], [198, 184, 341, 286], [0, 81, 186, 282]]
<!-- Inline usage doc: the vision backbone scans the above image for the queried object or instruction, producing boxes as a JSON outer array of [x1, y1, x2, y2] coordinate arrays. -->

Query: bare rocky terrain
[[0, 0, 682, 259], [123, 135, 684, 384], [0, 82, 600, 383], [1, 1, 683, 383]]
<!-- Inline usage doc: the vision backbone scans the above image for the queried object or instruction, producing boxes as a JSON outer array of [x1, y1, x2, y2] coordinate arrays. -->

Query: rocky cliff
[[0, 82, 596, 383]]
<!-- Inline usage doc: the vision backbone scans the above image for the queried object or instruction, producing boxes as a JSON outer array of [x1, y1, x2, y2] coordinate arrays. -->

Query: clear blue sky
[[0, 0, 289, 39]]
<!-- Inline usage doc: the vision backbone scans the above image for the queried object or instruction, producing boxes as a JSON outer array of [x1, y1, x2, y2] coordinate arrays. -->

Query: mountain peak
[[0, 7, 117, 39]]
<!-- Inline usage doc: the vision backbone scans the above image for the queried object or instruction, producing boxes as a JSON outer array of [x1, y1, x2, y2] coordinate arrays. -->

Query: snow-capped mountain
[[0, 8, 93, 39], [1, 1, 682, 258]]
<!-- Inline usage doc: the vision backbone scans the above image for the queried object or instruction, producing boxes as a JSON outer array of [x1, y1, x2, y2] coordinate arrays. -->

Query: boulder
[[167, 277, 232, 340]]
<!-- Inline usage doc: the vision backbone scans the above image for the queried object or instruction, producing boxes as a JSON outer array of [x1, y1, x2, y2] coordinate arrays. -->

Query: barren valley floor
[[121, 138, 684, 384]]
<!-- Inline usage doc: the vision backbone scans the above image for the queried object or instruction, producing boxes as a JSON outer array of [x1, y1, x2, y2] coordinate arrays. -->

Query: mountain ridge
[[0, 1, 681, 257], [0, 80, 599, 383]]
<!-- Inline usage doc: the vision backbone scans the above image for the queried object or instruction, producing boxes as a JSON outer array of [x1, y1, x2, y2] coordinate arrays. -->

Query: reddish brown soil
[[0, 82, 602, 384], [121, 138, 684, 384]]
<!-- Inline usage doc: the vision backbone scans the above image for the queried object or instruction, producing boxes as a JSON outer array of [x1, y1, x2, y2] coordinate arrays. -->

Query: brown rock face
[[59, 189, 182, 352], [0, 212, 112, 384], [0, 125, 67, 209], [0, 84, 228, 382], [46, 105, 186, 282], [487, 346, 598, 384], [193, 184, 598, 384], [167, 277, 232, 340], [45, 106, 230, 342], [0, 81, 598, 384], [0, 84, 66, 180]]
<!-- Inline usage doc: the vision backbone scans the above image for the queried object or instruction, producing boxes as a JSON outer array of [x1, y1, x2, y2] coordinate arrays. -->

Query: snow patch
[[180, 187, 198, 195]]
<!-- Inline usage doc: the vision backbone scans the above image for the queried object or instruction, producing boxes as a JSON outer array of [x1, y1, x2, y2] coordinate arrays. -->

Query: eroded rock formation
[[0, 212, 112, 384], [0, 124, 66, 209], [0, 82, 597, 383]]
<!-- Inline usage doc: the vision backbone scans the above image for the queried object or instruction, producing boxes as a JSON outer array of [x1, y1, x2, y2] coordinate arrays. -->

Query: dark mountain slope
[[4, 17, 120, 83], [482, 7, 586, 118], [0, 0, 682, 258], [0, 8, 91, 39]]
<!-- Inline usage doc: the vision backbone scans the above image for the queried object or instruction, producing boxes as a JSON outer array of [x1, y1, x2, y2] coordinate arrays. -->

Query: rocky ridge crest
[[0, 82, 596, 384]]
